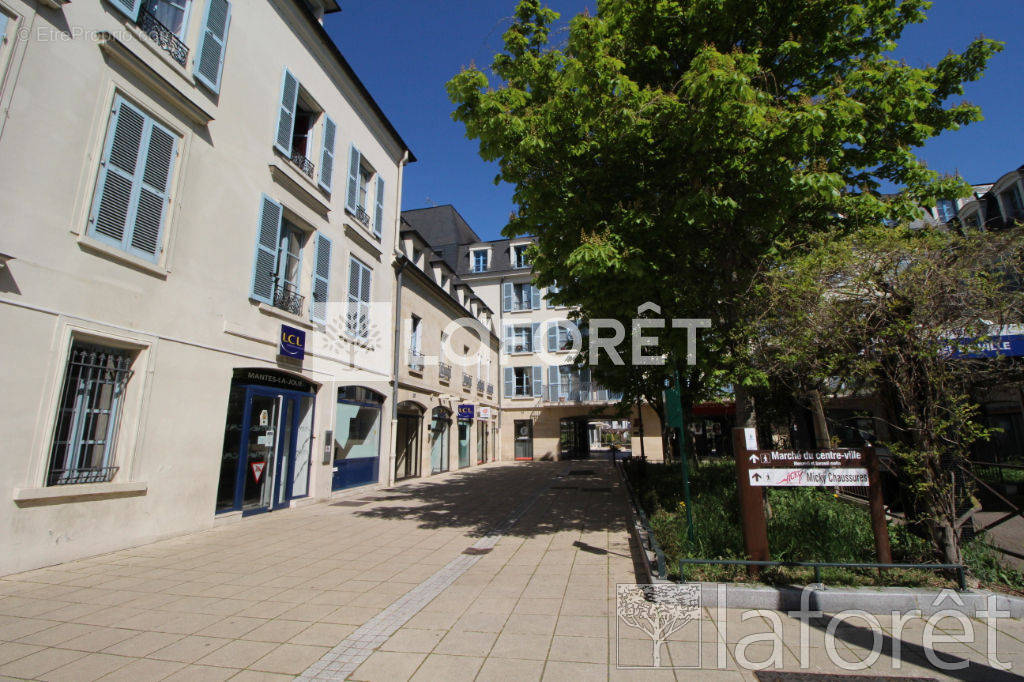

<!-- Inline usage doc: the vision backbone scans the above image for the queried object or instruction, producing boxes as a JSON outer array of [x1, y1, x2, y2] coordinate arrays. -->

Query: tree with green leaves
[[750, 224, 1024, 564], [447, 0, 1002, 423]]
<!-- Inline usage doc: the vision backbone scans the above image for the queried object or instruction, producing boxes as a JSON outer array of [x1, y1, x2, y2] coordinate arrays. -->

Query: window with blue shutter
[[531, 285, 541, 310], [548, 365, 559, 401], [0, 13, 9, 45], [250, 195, 282, 304], [504, 367, 514, 398], [345, 144, 360, 214], [194, 0, 231, 93], [531, 323, 540, 353], [89, 95, 178, 263], [502, 282, 513, 313], [531, 366, 543, 398], [310, 233, 332, 323], [374, 176, 385, 237], [318, 116, 337, 192], [547, 322, 558, 353], [346, 256, 372, 340], [107, 0, 143, 21], [274, 69, 299, 155]]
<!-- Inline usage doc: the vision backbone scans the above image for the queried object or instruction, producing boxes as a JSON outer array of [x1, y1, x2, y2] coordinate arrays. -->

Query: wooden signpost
[[732, 428, 891, 576]]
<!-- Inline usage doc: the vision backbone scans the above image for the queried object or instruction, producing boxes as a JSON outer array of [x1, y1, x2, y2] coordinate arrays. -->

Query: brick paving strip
[[297, 464, 574, 681]]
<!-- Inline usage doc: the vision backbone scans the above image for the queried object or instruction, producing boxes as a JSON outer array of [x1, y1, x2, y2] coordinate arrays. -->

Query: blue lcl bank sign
[[279, 324, 306, 360]]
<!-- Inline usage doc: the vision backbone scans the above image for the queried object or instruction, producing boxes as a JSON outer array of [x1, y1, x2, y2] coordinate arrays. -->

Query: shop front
[[395, 401, 423, 481], [216, 368, 315, 515], [333, 386, 385, 491], [430, 407, 451, 474]]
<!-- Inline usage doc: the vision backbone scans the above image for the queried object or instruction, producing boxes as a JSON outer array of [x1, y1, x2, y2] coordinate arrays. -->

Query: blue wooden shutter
[[548, 366, 559, 400], [194, 0, 231, 93], [374, 176, 385, 237], [274, 69, 299, 155], [530, 323, 540, 352], [310, 233, 332, 323], [89, 96, 177, 262], [547, 322, 558, 352], [90, 98, 145, 248], [107, 0, 142, 20], [531, 366, 543, 397], [504, 324, 513, 354], [250, 195, 282, 304], [0, 14, 8, 43], [358, 259, 372, 339], [502, 282, 513, 312], [318, 116, 337, 192], [345, 257, 360, 337], [129, 119, 177, 260], [345, 144, 360, 213], [504, 367, 514, 398], [531, 285, 541, 310]]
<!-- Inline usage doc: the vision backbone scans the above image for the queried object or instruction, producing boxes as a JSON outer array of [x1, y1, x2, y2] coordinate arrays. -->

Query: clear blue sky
[[326, 1, 1023, 242]]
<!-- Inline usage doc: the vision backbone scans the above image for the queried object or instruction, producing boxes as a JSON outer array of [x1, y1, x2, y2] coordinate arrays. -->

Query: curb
[[614, 460, 1024, 618]]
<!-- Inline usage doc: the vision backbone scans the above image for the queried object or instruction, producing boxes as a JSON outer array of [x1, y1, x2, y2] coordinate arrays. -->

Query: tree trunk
[[734, 384, 756, 428]]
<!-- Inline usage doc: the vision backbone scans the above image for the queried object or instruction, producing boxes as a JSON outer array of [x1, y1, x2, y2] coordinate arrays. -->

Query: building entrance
[[559, 417, 590, 460], [216, 369, 314, 514]]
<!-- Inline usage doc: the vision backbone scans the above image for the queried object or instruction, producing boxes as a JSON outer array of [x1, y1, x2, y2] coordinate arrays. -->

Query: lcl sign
[[279, 324, 306, 360]]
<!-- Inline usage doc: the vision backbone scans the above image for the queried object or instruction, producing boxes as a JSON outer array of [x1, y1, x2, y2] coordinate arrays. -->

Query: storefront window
[[333, 387, 383, 491]]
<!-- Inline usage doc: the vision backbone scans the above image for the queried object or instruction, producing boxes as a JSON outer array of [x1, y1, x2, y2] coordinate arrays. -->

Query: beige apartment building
[[0, 0, 413, 574], [392, 223, 501, 481], [402, 206, 665, 462]]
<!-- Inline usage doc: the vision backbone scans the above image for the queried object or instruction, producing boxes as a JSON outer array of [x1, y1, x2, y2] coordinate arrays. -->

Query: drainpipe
[[390, 257, 407, 488], [386, 151, 410, 488]]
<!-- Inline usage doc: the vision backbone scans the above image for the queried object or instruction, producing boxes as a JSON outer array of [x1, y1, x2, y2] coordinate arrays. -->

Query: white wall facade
[[0, 0, 411, 575]]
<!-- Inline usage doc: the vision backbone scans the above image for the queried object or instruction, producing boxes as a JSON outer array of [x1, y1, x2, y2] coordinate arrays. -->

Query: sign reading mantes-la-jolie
[[746, 449, 868, 487]]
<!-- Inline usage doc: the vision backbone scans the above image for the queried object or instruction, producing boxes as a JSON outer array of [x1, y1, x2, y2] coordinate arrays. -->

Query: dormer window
[[935, 199, 957, 223], [472, 250, 489, 273], [513, 244, 530, 269], [1001, 185, 1024, 221]]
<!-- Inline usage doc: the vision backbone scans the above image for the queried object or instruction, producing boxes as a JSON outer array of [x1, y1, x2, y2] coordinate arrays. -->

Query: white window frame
[[346, 256, 372, 342], [471, 249, 489, 273]]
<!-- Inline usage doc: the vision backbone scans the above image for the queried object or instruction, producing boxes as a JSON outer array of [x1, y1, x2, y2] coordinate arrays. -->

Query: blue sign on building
[[279, 325, 306, 360], [458, 404, 474, 420], [948, 334, 1024, 359]]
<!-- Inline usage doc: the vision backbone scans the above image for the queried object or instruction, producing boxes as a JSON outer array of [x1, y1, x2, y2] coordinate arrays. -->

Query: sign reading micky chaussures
[[279, 324, 306, 360]]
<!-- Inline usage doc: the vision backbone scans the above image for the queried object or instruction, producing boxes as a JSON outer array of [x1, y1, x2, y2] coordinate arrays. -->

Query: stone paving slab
[[0, 461, 1022, 680]]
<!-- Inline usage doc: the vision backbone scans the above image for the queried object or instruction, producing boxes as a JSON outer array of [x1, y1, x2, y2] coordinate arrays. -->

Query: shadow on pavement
[[353, 461, 625, 540]]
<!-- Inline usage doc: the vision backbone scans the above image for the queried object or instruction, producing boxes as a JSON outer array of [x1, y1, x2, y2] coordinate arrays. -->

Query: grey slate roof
[[401, 206, 535, 276]]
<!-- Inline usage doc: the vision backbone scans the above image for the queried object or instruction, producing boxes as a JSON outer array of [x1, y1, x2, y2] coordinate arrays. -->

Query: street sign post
[[732, 429, 892, 570]]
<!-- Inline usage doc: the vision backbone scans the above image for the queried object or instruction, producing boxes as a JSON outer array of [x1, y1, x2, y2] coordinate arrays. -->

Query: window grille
[[47, 343, 133, 486]]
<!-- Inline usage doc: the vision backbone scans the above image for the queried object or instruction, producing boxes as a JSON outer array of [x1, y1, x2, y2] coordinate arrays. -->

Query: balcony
[[355, 205, 371, 225], [544, 382, 623, 404], [477, 379, 486, 393], [137, 4, 189, 67], [273, 280, 305, 317], [487, 383, 494, 396], [462, 373, 472, 390], [407, 350, 424, 372], [290, 152, 315, 179], [509, 342, 533, 354], [438, 363, 452, 382]]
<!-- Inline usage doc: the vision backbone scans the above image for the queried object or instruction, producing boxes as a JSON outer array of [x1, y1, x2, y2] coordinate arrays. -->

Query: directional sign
[[251, 462, 266, 483], [747, 449, 864, 468], [748, 467, 868, 487]]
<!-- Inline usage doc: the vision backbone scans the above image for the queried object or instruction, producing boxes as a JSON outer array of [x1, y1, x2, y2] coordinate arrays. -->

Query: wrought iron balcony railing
[[438, 363, 452, 381], [290, 152, 315, 179], [48, 466, 119, 487], [462, 372, 472, 389], [487, 383, 494, 396], [544, 382, 623, 403], [273, 280, 305, 316], [407, 351, 424, 372], [137, 7, 189, 66], [355, 205, 371, 225], [477, 379, 486, 393]]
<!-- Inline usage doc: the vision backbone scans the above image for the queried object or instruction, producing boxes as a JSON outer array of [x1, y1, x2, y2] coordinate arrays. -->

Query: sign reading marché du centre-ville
[[746, 449, 864, 468]]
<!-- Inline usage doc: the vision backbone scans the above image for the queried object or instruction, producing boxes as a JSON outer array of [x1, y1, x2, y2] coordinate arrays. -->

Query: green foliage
[[448, 0, 1003, 402], [962, 533, 1024, 591], [750, 223, 1024, 563], [631, 461, 947, 587]]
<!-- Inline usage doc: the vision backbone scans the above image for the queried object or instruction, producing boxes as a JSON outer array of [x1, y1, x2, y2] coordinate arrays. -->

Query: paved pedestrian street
[[1, 461, 1023, 681]]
